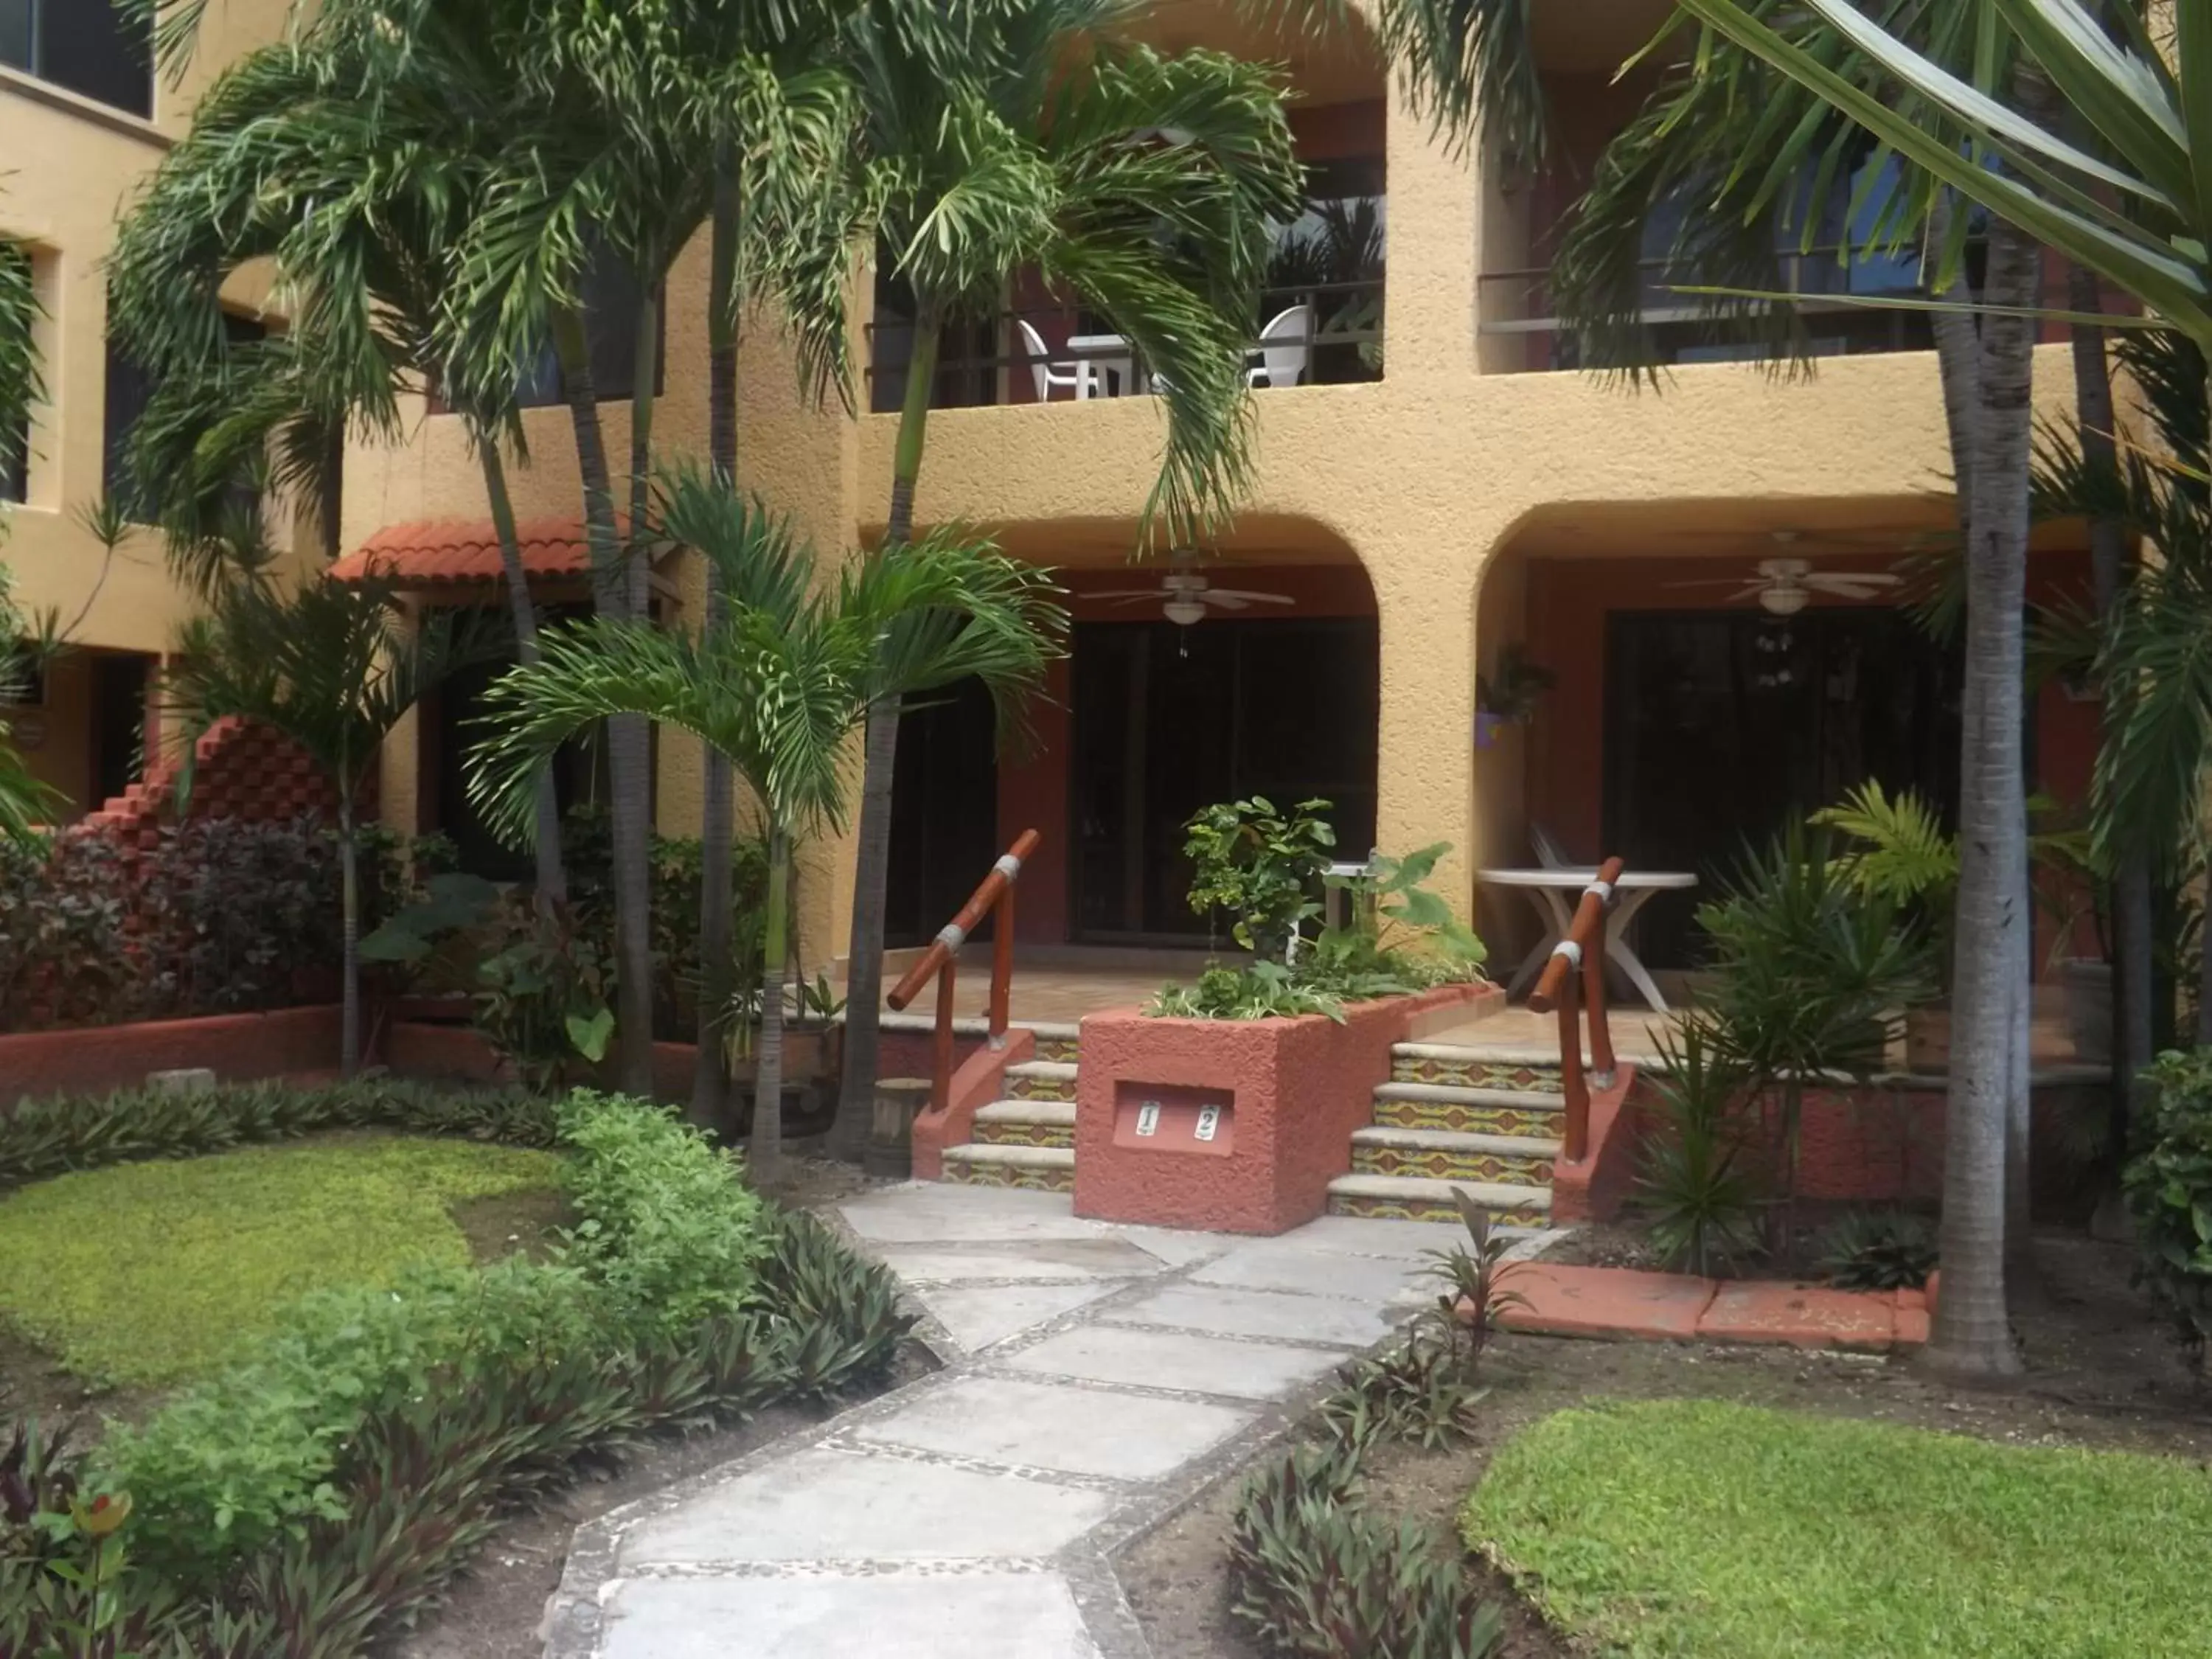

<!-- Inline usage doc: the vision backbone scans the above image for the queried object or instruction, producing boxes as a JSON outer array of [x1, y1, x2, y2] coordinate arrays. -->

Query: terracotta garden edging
[[1499, 1262, 1930, 1354], [1071, 982, 1498, 1236], [0, 1005, 343, 1110]]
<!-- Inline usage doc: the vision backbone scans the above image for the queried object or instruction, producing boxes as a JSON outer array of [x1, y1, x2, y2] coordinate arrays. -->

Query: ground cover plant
[[0, 1081, 914, 1655], [1465, 1398, 2212, 1659], [0, 1135, 564, 1387]]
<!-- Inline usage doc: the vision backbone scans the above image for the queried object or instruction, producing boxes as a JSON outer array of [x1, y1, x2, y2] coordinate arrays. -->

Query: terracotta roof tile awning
[[330, 518, 619, 588]]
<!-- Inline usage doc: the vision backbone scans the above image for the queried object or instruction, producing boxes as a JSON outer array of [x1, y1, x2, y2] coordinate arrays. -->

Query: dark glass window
[[514, 247, 665, 408], [105, 307, 267, 520], [1, 0, 153, 119]]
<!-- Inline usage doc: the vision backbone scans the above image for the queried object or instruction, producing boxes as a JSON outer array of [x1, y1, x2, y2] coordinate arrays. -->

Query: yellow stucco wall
[[1, 0, 304, 802], [345, 10, 2082, 953]]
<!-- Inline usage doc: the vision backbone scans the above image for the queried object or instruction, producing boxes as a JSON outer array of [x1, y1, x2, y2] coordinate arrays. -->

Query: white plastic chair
[[1529, 823, 1573, 869], [1017, 319, 1100, 402], [1247, 303, 1314, 388]]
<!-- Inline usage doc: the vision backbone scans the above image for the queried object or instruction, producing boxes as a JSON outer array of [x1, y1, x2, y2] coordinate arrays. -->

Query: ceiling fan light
[[1163, 598, 1208, 627], [1760, 585, 1812, 617]]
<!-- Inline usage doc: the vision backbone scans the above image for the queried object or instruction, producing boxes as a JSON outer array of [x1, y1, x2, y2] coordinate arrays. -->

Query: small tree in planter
[[166, 575, 482, 1075]]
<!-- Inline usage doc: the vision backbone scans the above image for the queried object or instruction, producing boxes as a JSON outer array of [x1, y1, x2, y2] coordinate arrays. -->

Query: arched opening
[[885, 516, 1382, 953]]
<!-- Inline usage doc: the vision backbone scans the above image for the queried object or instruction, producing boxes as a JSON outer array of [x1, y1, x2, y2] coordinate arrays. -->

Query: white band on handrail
[[1584, 880, 1615, 903], [936, 922, 967, 952], [1551, 939, 1583, 969], [993, 853, 1023, 880]]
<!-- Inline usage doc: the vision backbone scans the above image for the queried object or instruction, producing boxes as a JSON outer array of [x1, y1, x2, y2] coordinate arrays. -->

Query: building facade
[[324, 0, 2093, 974], [1, 0, 299, 815]]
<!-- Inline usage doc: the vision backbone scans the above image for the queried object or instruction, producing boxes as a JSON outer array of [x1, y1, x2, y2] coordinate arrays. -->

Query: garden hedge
[[0, 1080, 915, 1656]]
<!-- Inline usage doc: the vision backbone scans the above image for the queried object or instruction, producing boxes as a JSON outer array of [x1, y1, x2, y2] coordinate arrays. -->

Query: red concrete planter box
[[0, 1005, 342, 1111], [1074, 982, 1498, 1236]]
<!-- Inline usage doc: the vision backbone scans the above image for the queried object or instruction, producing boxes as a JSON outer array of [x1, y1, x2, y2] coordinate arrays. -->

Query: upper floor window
[[105, 308, 267, 521], [1, 0, 154, 119], [513, 247, 665, 409]]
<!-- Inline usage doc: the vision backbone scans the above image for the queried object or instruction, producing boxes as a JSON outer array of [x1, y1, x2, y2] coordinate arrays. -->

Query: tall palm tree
[[469, 465, 1065, 1180], [832, 0, 1304, 1152], [1, 239, 58, 841], [105, 20, 573, 905], [1651, 0, 2212, 1370], [167, 574, 481, 1075]]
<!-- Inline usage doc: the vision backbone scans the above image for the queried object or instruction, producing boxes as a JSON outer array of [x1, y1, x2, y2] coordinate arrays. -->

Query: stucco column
[[1382, 72, 1479, 388], [1368, 535, 1482, 926]]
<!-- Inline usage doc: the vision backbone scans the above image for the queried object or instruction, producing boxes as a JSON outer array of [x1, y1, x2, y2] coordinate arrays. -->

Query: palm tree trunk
[[2067, 262, 2152, 1162], [552, 304, 655, 1096], [754, 824, 791, 1186], [338, 795, 361, 1079], [480, 441, 566, 909], [695, 164, 740, 1130], [1927, 208, 2039, 1380], [832, 305, 943, 1156]]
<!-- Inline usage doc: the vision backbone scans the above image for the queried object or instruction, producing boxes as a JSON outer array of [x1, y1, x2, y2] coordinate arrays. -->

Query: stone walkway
[[543, 1183, 1559, 1658]]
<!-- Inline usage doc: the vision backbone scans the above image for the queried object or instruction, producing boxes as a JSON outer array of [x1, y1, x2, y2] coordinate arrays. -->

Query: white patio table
[[1478, 866, 1699, 1013], [1066, 332, 1135, 397]]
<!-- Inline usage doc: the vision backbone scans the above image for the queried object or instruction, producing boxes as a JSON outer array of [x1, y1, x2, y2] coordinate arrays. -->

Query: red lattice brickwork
[[73, 717, 366, 856]]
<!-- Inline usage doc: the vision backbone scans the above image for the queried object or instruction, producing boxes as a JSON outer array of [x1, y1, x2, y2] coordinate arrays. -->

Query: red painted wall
[[0, 1005, 341, 1110]]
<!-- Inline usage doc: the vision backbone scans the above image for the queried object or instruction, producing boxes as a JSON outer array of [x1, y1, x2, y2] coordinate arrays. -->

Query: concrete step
[[973, 1098, 1077, 1150], [1004, 1059, 1079, 1102], [1391, 1042, 1567, 1095], [1371, 1081, 1566, 1138], [1326, 1173, 1551, 1228], [941, 1143, 1075, 1194], [1349, 1125, 1559, 1187]]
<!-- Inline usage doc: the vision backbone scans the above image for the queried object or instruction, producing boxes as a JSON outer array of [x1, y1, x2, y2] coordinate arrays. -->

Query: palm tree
[[469, 465, 1065, 1180], [832, 0, 1305, 1152], [105, 18, 574, 905], [167, 574, 481, 1075], [1645, 0, 2212, 1372], [0, 238, 58, 842]]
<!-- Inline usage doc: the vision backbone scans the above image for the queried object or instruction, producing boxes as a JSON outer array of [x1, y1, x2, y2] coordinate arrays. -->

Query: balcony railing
[[1478, 248, 1935, 375], [866, 279, 1383, 414]]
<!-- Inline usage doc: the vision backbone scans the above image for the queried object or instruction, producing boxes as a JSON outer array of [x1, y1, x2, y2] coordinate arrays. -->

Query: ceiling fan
[[1091, 553, 1295, 627], [1667, 555, 1902, 616]]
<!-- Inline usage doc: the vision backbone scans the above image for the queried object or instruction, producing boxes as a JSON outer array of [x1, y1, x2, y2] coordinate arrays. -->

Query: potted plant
[[1476, 644, 1555, 750]]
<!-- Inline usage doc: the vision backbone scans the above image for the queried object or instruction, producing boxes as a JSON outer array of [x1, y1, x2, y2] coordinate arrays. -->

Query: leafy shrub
[[1636, 1023, 1764, 1275], [471, 897, 616, 1090], [1183, 795, 1335, 959], [557, 1091, 770, 1334], [754, 1204, 917, 1398], [1317, 1342, 1486, 1453], [1816, 1210, 1938, 1291], [0, 1077, 557, 1192], [1230, 1434, 1503, 1658], [2124, 1048, 2212, 1368], [1421, 1194, 1530, 1367], [1151, 960, 1351, 1023]]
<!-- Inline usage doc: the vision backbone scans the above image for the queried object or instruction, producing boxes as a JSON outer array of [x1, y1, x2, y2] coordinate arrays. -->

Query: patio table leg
[[1505, 887, 1576, 999], [1604, 889, 1671, 1013]]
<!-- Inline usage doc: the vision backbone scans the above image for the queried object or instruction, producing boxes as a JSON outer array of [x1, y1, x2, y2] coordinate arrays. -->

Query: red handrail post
[[931, 957, 958, 1121], [990, 878, 1015, 1048], [1528, 855, 1626, 1167], [1556, 960, 1588, 1164]]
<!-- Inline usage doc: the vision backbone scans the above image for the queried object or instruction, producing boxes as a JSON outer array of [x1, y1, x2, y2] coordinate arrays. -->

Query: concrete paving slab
[[1101, 1282, 1402, 1348], [921, 1281, 1124, 1351], [599, 1570, 1099, 1658], [872, 1238, 1164, 1283], [620, 1446, 1117, 1566], [1279, 1213, 1477, 1259], [839, 1183, 1105, 1245], [1003, 1325, 1342, 1401], [1189, 1240, 1432, 1304], [1498, 1263, 1717, 1341], [1103, 1223, 1231, 1270], [856, 1374, 1253, 1481]]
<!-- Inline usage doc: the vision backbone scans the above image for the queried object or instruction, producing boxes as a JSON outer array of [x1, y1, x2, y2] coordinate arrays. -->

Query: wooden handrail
[[886, 828, 1041, 1117], [1528, 855, 1625, 1164]]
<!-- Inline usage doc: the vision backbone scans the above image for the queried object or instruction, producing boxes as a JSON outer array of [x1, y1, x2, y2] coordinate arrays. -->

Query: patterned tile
[[944, 1159, 1075, 1194], [1391, 1056, 1566, 1093], [1372, 1098, 1563, 1138], [1006, 1071, 1076, 1102], [1032, 1037, 1080, 1065], [975, 1119, 1076, 1150], [1329, 1192, 1548, 1227], [1352, 1146, 1553, 1186]]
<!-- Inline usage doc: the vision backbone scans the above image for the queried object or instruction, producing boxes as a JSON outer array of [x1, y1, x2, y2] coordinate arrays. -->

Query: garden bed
[[1117, 1231, 2211, 1659]]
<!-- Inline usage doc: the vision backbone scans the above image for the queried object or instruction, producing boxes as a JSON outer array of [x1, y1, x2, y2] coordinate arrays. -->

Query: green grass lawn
[[0, 1134, 566, 1387], [1465, 1398, 2212, 1659]]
